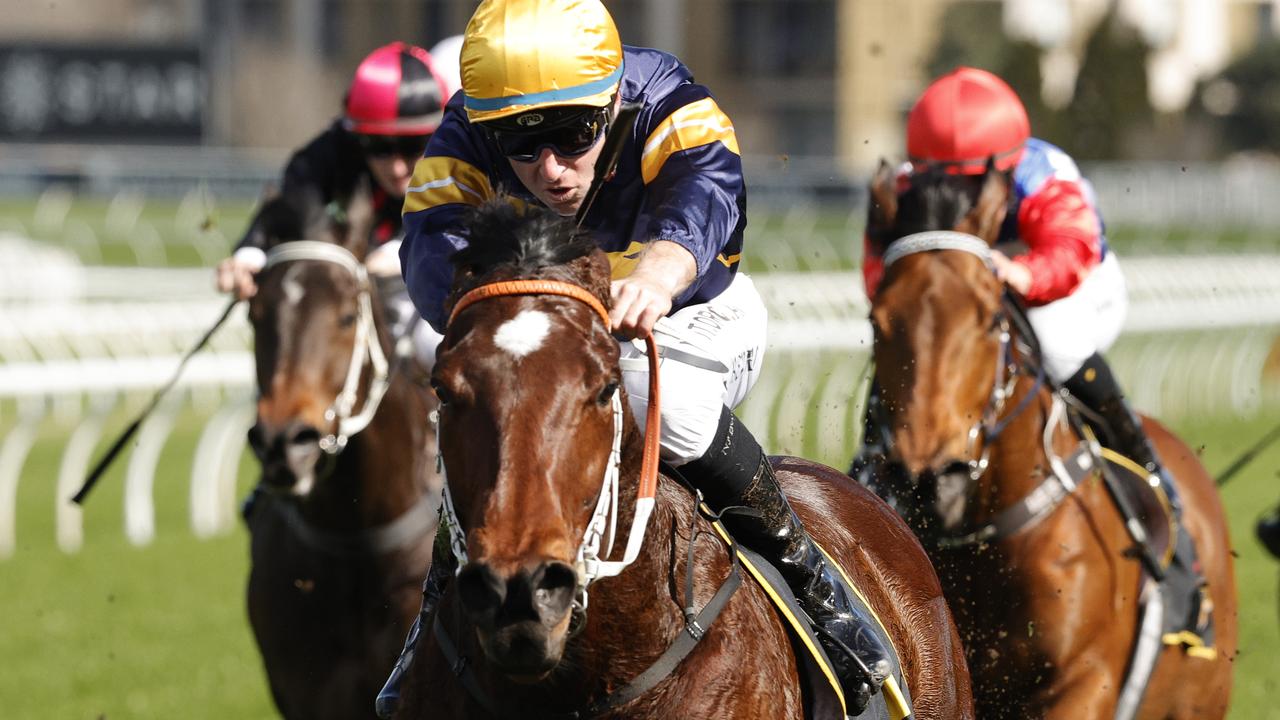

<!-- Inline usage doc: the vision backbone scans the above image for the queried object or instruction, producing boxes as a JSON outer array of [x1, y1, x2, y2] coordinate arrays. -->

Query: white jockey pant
[[618, 273, 768, 466], [1026, 252, 1127, 383]]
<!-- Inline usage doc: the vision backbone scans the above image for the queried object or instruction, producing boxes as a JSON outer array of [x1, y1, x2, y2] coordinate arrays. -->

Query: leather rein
[[431, 278, 742, 718]]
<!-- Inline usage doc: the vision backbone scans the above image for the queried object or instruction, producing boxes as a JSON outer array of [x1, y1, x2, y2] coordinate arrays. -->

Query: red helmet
[[906, 67, 1030, 175], [343, 42, 449, 135]]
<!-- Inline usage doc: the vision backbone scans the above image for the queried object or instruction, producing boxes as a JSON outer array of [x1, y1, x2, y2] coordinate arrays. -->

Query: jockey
[[855, 66, 1207, 624], [214, 40, 461, 369], [375, 0, 892, 716]]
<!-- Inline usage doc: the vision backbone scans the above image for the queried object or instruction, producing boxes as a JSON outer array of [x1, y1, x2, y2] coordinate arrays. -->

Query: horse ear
[[867, 159, 898, 244], [971, 157, 1010, 245]]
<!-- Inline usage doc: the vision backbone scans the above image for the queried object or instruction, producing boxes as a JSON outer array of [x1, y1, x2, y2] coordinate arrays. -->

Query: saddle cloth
[[707, 521, 914, 720]]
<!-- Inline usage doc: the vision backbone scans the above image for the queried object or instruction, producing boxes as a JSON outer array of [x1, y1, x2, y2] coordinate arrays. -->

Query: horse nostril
[[457, 563, 505, 620], [532, 561, 577, 619], [286, 424, 322, 448]]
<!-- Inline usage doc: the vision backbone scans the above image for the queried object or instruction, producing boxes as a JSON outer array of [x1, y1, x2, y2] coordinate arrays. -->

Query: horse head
[[868, 158, 1013, 532], [246, 182, 388, 495], [432, 199, 642, 680]]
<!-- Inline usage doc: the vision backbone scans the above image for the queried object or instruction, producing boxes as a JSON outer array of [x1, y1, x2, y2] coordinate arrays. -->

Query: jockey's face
[[506, 133, 603, 217], [501, 98, 619, 216], [359, 133, 432, 198], [366, 153, 418, 197]]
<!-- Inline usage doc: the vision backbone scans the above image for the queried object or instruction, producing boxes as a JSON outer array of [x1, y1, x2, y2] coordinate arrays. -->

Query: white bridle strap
[[262, 241, 391, 452], [882, 231, 992, 269]]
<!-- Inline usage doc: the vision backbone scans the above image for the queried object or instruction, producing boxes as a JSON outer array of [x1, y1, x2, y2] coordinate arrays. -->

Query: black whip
[[574, 101, 642, 229], [71, 297, 241, 505], [1215, 419, 1280, 487]]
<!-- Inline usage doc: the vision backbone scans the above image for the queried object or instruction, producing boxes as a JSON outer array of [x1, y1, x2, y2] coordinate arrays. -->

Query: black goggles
[[488, 108, 610, 163], [355, 133, 431, 159]]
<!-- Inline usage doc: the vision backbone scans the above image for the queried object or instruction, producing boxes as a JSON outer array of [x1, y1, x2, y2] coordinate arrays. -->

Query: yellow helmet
[[460, 0, 623, 124]]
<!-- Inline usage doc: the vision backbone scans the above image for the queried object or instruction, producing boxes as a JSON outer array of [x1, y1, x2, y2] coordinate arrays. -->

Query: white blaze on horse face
[[282, 265, 306, 305], [494, 310, 552, 358]]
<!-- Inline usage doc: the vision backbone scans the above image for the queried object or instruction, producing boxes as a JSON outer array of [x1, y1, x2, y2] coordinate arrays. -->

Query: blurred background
[[0, 0, 1277, 718]]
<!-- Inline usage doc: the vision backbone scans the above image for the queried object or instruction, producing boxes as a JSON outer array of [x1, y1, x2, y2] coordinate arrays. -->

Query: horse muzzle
[[248, 419, 324, 495], [895, 459, 974, 534], [455, 559, 578, 680]]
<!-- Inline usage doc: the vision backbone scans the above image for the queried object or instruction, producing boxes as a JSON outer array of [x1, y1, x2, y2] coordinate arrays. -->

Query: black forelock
[[450, 198, 598, 279], [894, 169, 987, 238]]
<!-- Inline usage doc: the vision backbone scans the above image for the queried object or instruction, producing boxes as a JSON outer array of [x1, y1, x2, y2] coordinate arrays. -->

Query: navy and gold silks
[[400, 46, 746, 333]]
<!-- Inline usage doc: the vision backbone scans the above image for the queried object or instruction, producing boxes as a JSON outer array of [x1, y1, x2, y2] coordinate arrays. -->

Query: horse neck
[[305, 356, 435, 532]]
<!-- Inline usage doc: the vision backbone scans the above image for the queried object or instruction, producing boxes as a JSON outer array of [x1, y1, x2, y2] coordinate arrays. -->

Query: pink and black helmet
[[343, 42, 449, 136]]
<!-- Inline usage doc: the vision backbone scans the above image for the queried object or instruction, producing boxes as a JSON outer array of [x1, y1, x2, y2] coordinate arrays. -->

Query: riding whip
[[574, 101, 643, 229], [71, 297, 241, 505], [1215, 419, 1280, 487]]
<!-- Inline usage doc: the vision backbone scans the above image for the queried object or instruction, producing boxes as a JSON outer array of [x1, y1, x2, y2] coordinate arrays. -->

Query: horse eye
[[597, 381, 619, 406], [430, 379, 453, 405], [339, 313, 358, 328]]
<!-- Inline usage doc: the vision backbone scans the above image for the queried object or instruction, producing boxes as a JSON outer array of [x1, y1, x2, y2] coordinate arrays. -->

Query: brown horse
[[244, 188, 441, 719], [394, 201, 972, 719], [864, 162, 1237, 719]]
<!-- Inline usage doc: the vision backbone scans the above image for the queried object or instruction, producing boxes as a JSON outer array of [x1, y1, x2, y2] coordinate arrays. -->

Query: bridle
[[883, 231, 1071, 548], [882, 232, 1038, 482], [260, 241, 391, 453], [435, 278, 661, 614]]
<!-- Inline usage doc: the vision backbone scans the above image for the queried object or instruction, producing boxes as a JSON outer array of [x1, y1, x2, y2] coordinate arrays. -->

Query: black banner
[[0, 44, 204, 143]]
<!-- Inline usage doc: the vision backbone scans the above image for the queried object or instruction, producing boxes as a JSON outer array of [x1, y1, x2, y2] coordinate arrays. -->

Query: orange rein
[[448, 279, 661, 503]]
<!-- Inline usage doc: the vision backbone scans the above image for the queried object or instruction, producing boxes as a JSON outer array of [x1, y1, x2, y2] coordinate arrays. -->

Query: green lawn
[[1, 403, 1277, 718]]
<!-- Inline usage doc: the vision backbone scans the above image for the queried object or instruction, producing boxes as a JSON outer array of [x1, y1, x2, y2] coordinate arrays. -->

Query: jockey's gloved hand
[[215, 247, 265, 300]]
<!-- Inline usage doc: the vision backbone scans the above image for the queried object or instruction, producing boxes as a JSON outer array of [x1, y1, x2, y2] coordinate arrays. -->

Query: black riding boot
[[1064, 353, 1209, 629], [682, 407, 892, 715], [375, 542, 456, 719]]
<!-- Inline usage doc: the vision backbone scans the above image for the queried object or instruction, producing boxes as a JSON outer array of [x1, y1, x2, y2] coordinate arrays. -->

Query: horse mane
[[452, 198, 598, 279], [894, 168, 990, 237], [246, 186, 330, 250]]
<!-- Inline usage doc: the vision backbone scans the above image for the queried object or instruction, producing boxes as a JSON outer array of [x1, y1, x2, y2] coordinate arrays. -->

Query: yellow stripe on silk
[[716, 252, 741, 268], [402, 157, 494, 215], [606, 241, 647, 279], [640, 97, 740, 185]]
